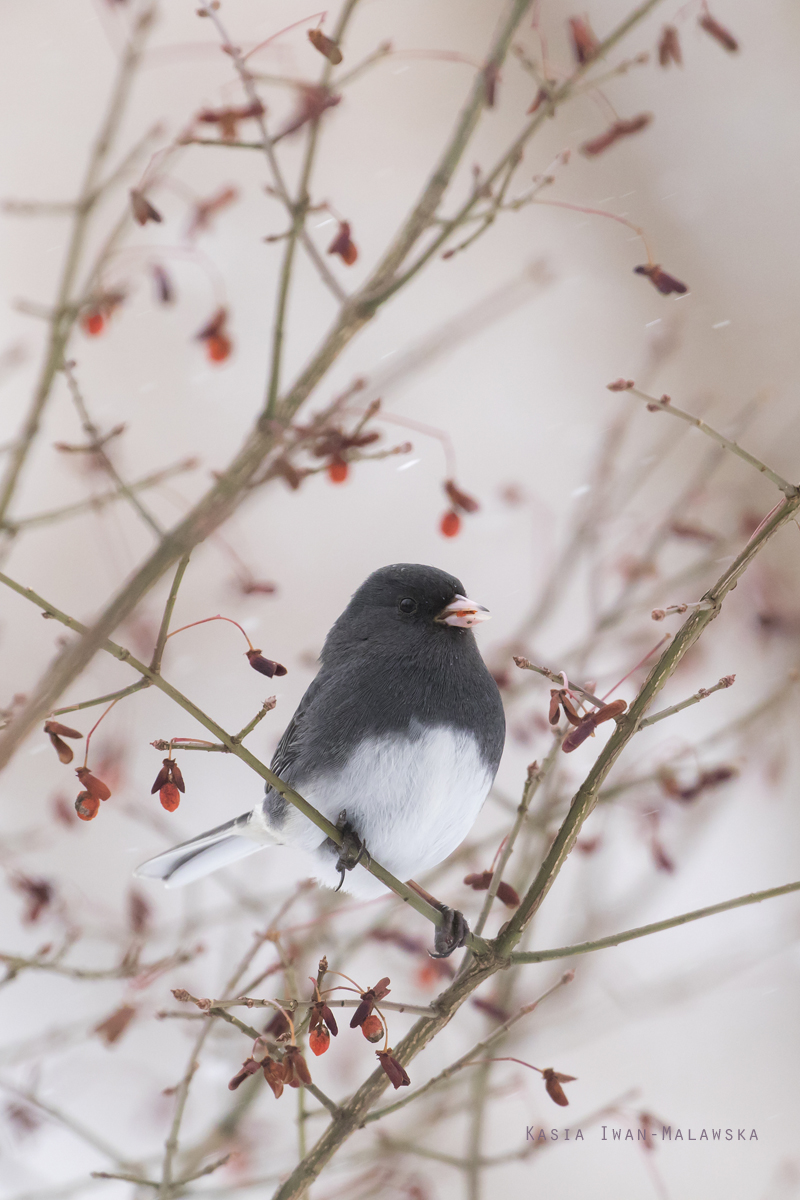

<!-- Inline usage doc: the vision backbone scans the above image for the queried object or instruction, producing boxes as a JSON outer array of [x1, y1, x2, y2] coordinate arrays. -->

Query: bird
[[136, 563, 506, 956]]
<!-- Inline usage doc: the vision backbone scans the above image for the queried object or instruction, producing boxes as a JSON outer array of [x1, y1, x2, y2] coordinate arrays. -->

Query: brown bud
[[567, 16, 599, 64], [376, 1049, 410, 1089], [360, 1013, 384, 1042], [75, 767, 111, 802], [327, 221, 358, 265], [495, 881, 521, 908], [130, 189, 163, 225], [581, 114, 652, 157], [95, 1004, 137, 1046], [307, 27, 343, 64], [260, 1056, 285, 1097], [75, 791, 100, 821], [634, 264, 688, 296], [606, 378, 635, 392], [464, 870, 493, 891], [283, 1046, 312, 1086], [559, 692, 583, 727], [246, 649, 288, 678], [444, 479, 480, 514], [698, 12, 738, 53], [543, 1067, 576, 1106], [228, 1057, 261, 1091], [264, 1010, 291, 1040], [320, 1004, 338, 1036], [44, 721, 82, 739], [593, 698, 627, 724], [562, 717, 598, 753], [658, 25, 682, 67]]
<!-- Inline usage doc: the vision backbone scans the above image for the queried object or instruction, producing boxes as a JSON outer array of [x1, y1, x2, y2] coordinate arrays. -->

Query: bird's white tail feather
[[135, 815, 267, 888]]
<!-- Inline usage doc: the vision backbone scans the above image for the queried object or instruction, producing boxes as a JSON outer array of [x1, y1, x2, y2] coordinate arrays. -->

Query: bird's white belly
[[276, 725, 494, 898]]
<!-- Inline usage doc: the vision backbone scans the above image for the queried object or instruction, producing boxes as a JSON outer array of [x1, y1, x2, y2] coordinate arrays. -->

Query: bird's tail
[[135, 813, 268, 888]]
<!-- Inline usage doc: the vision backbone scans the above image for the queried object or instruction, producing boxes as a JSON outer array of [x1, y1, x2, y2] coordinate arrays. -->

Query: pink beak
[[437, 594, 491, 628]]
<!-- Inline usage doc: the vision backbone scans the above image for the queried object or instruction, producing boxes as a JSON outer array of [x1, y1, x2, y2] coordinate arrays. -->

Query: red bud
[[309, 1026, 330, 1055], [75, 791, 100, 821], [440, 510, 461, 538], [159, 783, 181, 812], [360, 1014, 384, 1042]]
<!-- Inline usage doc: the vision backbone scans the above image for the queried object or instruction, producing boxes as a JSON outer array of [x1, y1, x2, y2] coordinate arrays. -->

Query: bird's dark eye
[[398, 598, 417, 614]]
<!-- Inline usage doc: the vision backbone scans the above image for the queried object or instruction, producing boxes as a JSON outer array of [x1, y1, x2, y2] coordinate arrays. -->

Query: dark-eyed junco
[[137, 564, 505, 955]]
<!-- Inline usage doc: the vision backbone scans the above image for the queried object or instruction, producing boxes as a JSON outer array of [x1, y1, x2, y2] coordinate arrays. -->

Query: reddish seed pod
[[246, 649, 288, 678], [360, 1014, 384, 1043], [307, 27, 343, 64], [309, 1026, 330, 1056], [206, 333, 232, 363], [440, 510, 461, 538], [75, 791, 100, 821], [159, 783, 181, 812], [81, 311, 105, 337], [327, 458, 349, 483], [75, 767, 111, 802]]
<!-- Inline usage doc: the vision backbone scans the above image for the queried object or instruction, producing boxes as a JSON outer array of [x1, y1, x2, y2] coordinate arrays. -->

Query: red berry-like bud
[[81, 311, 105, 336], [440, 510, 461, 538], [206, 333, 232, 362], [75, 791, 100, 821], [160, 783, 181, 812], [360, 1014, 383, 1042], [309, 1026, 330, 1056], [327, 458, 349, 484]]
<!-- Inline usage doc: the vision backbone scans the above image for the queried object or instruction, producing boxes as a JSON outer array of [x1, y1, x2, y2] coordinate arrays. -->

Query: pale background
[[1, 1, 800, 1198]]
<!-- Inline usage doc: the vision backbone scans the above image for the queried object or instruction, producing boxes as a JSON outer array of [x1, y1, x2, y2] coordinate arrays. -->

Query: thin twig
[[639, 675, 735, 728], [510, 878, 800, 963], [624, 387, 798, 497]]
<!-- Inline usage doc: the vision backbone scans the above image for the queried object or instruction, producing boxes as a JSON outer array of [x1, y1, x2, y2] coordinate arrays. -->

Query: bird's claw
[[333, 810, 370, 891], [429, 906, 470, 958]]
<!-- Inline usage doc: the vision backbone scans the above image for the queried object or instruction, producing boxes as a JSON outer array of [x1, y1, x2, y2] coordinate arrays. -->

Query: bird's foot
[[333, 809, 370, 891], [430, 906, 470, 958]]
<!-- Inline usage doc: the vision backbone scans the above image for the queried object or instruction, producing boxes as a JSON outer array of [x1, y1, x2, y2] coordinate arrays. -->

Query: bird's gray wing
[[263, 672, 325, 827]]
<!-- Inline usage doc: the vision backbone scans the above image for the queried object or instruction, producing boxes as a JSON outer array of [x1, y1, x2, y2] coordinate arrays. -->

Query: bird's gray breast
[[261, 722, 495, 898]]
